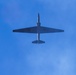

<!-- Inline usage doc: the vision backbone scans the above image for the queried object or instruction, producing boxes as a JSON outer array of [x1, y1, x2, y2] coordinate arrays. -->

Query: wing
[[13, 26, 37, 33], [40, 26, 64, 33], [13, 26, 64, 33]]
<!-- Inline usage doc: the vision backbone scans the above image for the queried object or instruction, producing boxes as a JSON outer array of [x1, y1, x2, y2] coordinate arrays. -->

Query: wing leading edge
[[13, 26, 64, 33]]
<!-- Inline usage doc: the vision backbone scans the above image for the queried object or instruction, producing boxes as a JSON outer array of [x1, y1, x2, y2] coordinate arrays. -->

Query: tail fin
[[32, 40, 45, 44]]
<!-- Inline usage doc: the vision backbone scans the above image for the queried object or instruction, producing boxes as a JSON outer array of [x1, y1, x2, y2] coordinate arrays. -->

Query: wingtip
[[13, 30, 16, 32], [60, 29, 64, 32], [13, 30, 14, 32]]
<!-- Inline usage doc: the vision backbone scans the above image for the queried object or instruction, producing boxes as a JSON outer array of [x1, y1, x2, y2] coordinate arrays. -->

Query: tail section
[[32, 40, 45, 44]]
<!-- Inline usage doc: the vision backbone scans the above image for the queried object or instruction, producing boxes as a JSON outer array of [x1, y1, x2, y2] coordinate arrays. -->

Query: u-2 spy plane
[[13, 13, 64, 44]]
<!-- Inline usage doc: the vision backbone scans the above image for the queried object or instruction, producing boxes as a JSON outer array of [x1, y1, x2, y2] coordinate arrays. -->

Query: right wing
[[13, 26, 37, 33], [40, 26, 64, 33]]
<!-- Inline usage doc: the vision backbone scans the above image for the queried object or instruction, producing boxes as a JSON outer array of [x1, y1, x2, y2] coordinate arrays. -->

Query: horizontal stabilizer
[[32, 40, 45, 44]]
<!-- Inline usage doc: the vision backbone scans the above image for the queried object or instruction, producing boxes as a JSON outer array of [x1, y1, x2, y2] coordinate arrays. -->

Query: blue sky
[[0, 0, 76, 75]]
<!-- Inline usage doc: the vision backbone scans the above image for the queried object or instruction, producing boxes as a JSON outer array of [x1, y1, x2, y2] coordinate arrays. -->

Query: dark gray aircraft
[[13, 13, 64, 44]]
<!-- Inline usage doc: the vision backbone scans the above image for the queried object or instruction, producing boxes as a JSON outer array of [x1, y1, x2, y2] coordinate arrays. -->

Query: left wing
[[13, 26, 37, 33], [39, 26, 64, 33]]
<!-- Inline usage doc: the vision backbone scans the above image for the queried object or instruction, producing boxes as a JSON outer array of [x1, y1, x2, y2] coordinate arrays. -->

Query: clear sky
[[0, 0, 76, 75]]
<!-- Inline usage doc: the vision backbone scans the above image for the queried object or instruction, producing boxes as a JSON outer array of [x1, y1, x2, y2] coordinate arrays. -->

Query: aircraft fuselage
[[37, 13, 41, 41]]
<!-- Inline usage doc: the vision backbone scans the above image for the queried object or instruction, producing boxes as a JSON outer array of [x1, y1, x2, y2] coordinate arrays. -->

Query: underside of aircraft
[[13, 13, 64, 44]]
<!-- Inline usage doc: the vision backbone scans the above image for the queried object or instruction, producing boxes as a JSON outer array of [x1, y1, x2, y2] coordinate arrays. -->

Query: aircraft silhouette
[[13, 13, 64, 44]]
